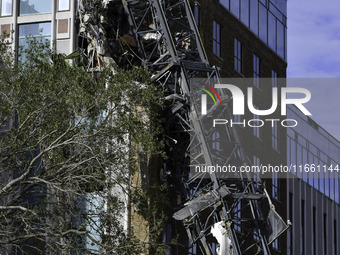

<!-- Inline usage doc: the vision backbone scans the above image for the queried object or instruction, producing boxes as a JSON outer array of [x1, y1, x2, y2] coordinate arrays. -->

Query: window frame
[[1, 0, 13, 16], [272, 171, 279, 202], [234, 200, 242, 232], [271, 70, 278, 87], [219, 0, 229, 10], [193, 4, 200, 29], [253, 54, 260, 88], [253, 105, 262, 139], [234, 38, 242, 73], [272, 218, 279, 250], [272, 120, 279, 151], [213, 20, 221, 57], [253, 155, 260, 182], [18, 22, 52, 62], [19, 0, 52, 16], [58, 0, 70, 12], [301, 199, 305, 254], [212, 131, 221, 154], [323, 213, 327, 255]]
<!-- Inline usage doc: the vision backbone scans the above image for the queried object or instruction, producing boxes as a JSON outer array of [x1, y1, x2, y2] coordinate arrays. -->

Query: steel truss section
[[80, 0, 289, 254]]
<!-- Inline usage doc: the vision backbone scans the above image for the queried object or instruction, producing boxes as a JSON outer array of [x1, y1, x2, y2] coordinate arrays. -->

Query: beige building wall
[[0, 0, 76, 56]]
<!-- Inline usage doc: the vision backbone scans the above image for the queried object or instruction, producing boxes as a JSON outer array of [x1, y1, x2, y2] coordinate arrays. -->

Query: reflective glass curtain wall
[[219, 0, 287, 60], [287, 128, 340, 204], [20, 0, 52, 15]]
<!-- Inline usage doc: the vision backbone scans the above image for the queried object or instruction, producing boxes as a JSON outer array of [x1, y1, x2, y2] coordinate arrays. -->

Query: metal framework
[[78, 0, 289, 254]]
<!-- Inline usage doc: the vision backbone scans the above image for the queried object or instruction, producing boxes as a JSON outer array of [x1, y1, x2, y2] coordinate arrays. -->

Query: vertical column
[[52, 0, 56, 50], [13, 0, 18, 54], [70, 0, 75, 53]]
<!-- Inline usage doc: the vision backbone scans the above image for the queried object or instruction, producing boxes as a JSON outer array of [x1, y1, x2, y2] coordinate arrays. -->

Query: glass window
[[250, 0, 258, 35], [259, 3, 267, 43], [272, 120, 279, 151], [234, 114, 242, 123], [259, 0, 267, 6], [324, 213, 327, 255], [272, 70, 277, 87], [212, 131, 220, 154], [270, 0, 286, 17], [226, 0, 287, 61], [296, 144, 302, 178], [220, 0, 229, 10], [19, 22, 51, 38], [18, 22, 51, 61], [287, 138, 291, 164], [335, 173, 339, 203], [269, 2, 282, 20], [308, 152, 313, 185], [253, 155, 260, 187], [319, 161, 324, 194], [309, 143, 318, 155], [253, 54, 260, 87], [59, 0, 69, 11], [325, 170, 330, 197], [253, 106, 262, 139], [272, 171, 279, 200], [277, 21, 285, 58], [254, 231, 260, 242], [313, 207, 316, 255], [302, 148, 308, 182], [320, 152, 328, 163], [330, 171, 334, 201], [213, 20, 221, 57], [272, 218, 279, 249], [230, 0, 240, 18], [188, 242, 197, 254], [268, 12, 276, 50], [334, 220, 337, 255], [298, 135, 307, 147], [284, 26, 287, 60], [290, 138, 296, 169], [234, 38, 242, 73], [20, 0, 51, 15], [288, 193, 293, 254], [301, 199, 305, 254], [194, 5, 200, 28], [313, 155, 319, 190], [240, 0, 249, 27], [234, 201, 241, 232], [1, 0, 12, 16]]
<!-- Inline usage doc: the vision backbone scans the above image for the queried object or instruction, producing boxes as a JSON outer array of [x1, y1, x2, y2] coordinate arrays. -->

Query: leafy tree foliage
[[0, 40, 165, 254]]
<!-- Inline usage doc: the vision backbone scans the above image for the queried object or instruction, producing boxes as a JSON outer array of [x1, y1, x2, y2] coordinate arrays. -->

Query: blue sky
[[287, 0, 340, 141], [287, 0, 340, 78]]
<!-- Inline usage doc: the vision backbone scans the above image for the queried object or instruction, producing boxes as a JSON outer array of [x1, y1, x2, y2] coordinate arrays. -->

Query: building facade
[[0, 0, 339, 255], [287, 106, 340, 255], [0, 0, 75, 57], [194, 0, 339, 255]]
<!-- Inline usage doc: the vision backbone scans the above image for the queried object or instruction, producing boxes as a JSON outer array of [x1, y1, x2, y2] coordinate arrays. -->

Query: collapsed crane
[[77, 0, 289, 254]]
